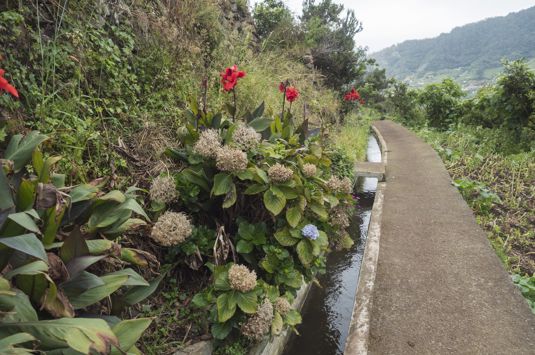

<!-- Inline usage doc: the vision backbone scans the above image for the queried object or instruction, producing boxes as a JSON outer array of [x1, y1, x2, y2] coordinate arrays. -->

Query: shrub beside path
[[349, 120, 535, 354]]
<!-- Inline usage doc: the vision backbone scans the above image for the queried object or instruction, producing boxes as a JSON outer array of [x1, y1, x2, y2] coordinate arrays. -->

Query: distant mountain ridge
[[373, 6, 535, 90]]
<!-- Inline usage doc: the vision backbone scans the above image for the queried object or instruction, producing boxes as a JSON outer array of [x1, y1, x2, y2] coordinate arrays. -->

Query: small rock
[[173, 341, 212, 355]]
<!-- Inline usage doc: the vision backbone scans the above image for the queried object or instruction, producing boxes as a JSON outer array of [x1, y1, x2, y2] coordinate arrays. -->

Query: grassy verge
[[416, 125, 535, 312], [330, 107, 376, 166]]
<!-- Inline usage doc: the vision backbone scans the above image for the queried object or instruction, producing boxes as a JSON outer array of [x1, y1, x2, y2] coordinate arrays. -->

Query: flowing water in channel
[[282, 135, 381, 355]]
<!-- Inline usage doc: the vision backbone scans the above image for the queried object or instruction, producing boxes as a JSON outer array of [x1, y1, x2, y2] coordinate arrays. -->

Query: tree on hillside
[[253, 0, 297, 48], [419, 79, 464, 130], [301, 0, 365, 88]]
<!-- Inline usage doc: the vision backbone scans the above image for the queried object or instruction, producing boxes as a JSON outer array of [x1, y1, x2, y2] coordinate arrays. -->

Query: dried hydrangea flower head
[[194, 129, 221, 159], [268, 163, 293, 183], [233, 124, 261, 150], [302, 163, 317, 178], [330, 205, 351, 229], [150, 211, 192, 246], [274, 297, 291, 316], [326, 176, 353, 194], [241, 298, 274, 341], [301, 224, 319, 240], [216, 146, 248, 172], [228, 264, 257, 292], [149, 175, 178, 204]]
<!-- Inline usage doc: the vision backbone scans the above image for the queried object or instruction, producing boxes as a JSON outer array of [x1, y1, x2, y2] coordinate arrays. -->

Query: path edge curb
[[344, 122, 388, 354]]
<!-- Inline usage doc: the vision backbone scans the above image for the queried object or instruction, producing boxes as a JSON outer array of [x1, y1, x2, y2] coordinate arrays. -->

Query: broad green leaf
[[69, 184, 99, 203], [99, 190, 126, 203], [0, 167, 15, 212], [249, 117, 272, 132], [66, 255, 106, 279], [213, 265, 231, 291], [106, 269, 149, 287], [271, 311, 283, 335], [0, 288, 38, 322], [42, 205, 66, 246], [86, 239, 114, 256], [212, 173, 233, 196], [5, 132, 49, 172], [251, 101, 265, 120], [211, 321, 232, 340], [286, 206, 302, 228], [263, 187, 286, 216], [104, 218, 146, 236], [7, 213, 40, 233], [0, 318, 118, 353], [59, 227, 89, 263], [38, 156, 62, 183], [274, 229, 299, 247], [0, 332, 36, 350], [296, 240, 314, 266], [4, 260, 48, 280], [118, 198, 149, 220], [69, 274, 129, 309], [217, 292, 237, 322], [309, 202, 328, 221], [180, 168, 210, 192], [244, 184, 268, 195], [15, 180, 36, 212], [236, 291, 258, 314], [0, 234, 47, 261], [255, 166, 269, 184], [111, 318, 152, 355], [122, 273, 165, 307], [236, 240, 253, 254], [61, 272, 104, 295], [222, 182, 237, 209], [284, 309, 302, 326]]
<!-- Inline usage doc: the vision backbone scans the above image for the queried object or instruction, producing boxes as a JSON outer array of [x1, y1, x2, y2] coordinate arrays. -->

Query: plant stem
[[233, 89, 237, 121]]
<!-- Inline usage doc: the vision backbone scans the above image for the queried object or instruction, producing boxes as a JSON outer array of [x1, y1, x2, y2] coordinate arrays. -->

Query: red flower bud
[[343, 88, 361, 102]]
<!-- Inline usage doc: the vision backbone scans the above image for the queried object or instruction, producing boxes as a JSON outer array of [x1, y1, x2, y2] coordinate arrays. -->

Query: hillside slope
[[373, 6, 535, 89]]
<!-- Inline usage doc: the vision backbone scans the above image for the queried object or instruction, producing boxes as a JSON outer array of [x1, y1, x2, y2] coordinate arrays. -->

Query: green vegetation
[[374, 6, 535, 89], [0, 0, 379, 353]]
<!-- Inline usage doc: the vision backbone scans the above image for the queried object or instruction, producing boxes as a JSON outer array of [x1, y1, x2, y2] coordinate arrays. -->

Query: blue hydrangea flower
[[301, 224, 319, 240]]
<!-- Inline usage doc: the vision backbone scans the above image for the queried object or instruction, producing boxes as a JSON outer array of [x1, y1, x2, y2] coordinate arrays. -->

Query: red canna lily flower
[[220, 65, 246, 92], [344, 88, 361, 102], [279, 82, 286, 93], [0, 69, 19, 98], [285, 86, 299, 102]]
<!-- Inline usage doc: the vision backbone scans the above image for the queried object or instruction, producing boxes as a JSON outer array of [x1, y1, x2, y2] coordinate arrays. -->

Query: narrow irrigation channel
[[282, 135, 381, 355]]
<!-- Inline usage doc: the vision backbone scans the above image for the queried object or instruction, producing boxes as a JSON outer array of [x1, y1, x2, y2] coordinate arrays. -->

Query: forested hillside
[[374, 6, 535, 90]]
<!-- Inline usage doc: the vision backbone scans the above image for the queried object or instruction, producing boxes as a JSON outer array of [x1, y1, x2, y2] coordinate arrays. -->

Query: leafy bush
[[512, 274, 535, 314], [418, 78, 464, 130], [0, 132, 159, 353], [452, 178, 501, 214], [144, 71, 357, 344]]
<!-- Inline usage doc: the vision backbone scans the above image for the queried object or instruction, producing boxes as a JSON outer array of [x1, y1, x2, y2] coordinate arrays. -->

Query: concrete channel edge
[[344, 122, 388, 354]]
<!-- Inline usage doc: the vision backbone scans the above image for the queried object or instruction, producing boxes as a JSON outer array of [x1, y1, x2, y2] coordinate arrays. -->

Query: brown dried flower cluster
[[330, 205, 351, 229], [216, 146, 248, 172], [326, 176, 353, 194], [194, 129, 221, 159], [228, 264, 257, 292], [268, 163, 293, 183], [233, 124, 261, 150], [241, 298, 274, 341], [150, 211, 192, 246], [302, 163, 317, 178], [149, 175, 178, 204], [274, 297, 291, 316]]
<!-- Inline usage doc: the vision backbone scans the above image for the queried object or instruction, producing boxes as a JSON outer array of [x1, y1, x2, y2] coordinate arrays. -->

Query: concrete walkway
[[349, 121, 535, 354]]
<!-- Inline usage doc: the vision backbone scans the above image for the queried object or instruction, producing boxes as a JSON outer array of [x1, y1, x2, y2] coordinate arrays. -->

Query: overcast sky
[[251, 0, 535, 53]]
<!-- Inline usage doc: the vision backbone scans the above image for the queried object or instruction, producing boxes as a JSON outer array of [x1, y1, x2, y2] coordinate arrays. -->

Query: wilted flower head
[[268, 163, 293, 183], [150, 211, 192, 246], [331, 205, 350, 229], [301, 224, 319, 240], [0, 69, 19, 98], [241, 298, 274, 341], [326, 176, 353, 194], [228, 264, 257, 292], [220, 65, 246, 92], [302, 163, 317, 178], [274, 297, 291, 315], [216, 146, 248, 172], [233, 124, 261, 150], [150, 175, 178, 204], [194, 129, 221, 159], [285, 86, 299, 102]]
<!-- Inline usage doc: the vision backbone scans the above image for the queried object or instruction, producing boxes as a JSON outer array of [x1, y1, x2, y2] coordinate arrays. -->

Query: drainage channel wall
[[176, 124, 385, 355], [344, 123, 387, 355]]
